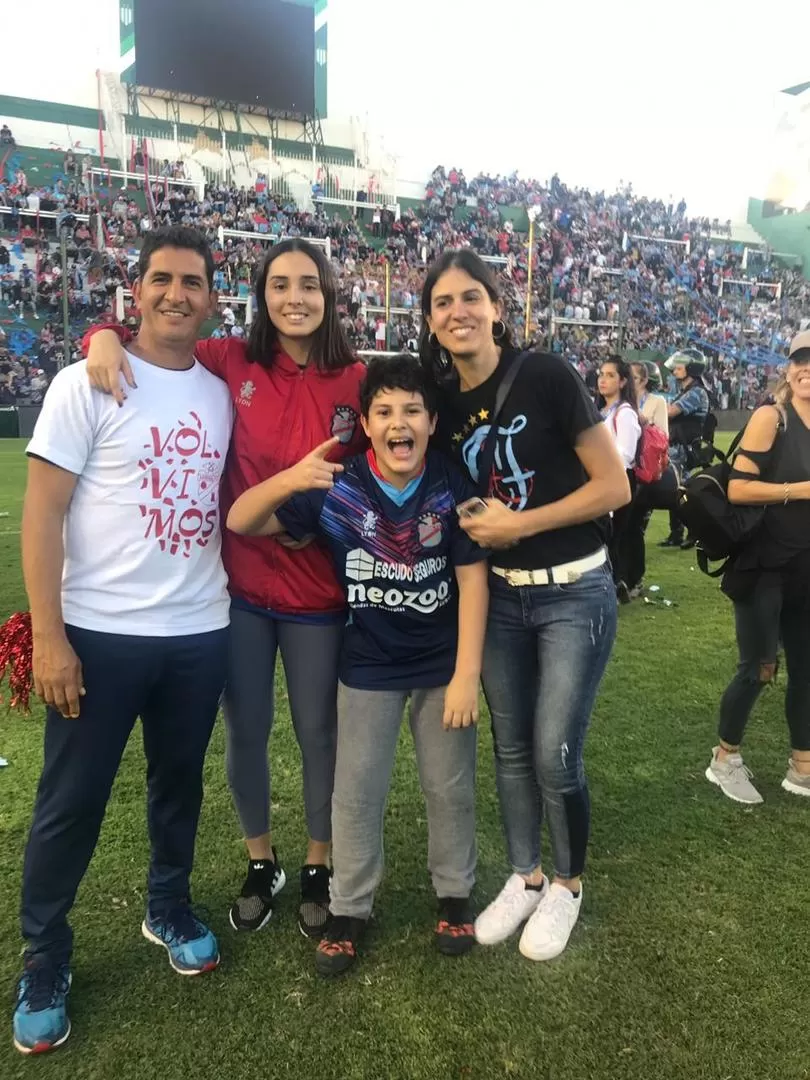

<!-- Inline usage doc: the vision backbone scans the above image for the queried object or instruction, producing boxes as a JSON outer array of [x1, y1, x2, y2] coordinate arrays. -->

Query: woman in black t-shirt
[[705, 332, 810, 806], [421, 250, 630, 962]]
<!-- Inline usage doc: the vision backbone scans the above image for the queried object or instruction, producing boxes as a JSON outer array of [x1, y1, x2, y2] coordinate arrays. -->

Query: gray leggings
[[223, 605, 343, 843]]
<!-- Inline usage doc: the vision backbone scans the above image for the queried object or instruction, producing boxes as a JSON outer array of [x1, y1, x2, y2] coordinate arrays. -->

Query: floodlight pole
[[546, 271, 554, 352], [384, 258, 391, 350], [524, 212, 535, 343], [59, 226, 71, 370], [736, 295, 750, 409]]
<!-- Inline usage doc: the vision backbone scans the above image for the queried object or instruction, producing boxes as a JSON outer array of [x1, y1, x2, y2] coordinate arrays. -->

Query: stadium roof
[[781, 81, 810, 96]]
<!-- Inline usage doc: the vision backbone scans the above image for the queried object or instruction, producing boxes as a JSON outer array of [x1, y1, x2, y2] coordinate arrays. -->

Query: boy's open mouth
[[387, 437, 414, 460]]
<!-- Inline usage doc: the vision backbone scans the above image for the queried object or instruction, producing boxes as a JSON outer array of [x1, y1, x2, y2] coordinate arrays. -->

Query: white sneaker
[[782, 759, 810, 797], [705, 746, 763, 805], [519, 881, 582, 961], [474, 872, 548, 946]]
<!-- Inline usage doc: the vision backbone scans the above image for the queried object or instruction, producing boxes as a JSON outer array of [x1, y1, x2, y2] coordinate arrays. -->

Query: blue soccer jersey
[[275, 451, 488, 690]]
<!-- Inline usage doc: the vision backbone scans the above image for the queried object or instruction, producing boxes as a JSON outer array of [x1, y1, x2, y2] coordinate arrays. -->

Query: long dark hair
[[246, 238, 355, 371], [418, 249, 515, 381], [598, 355, 639, 412]]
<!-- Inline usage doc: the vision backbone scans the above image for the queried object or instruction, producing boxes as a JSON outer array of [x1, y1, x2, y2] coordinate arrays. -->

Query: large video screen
[[133, 0, 315, 114]]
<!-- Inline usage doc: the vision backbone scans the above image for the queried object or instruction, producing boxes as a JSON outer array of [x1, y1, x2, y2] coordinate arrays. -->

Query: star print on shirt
[[453, 409, 491, 442]]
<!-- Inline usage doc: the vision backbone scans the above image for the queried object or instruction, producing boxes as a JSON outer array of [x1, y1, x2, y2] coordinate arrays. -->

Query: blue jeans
[[481, 563, 617, 879]]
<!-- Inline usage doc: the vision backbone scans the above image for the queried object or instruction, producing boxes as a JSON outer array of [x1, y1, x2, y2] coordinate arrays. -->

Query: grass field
[[0, 434, 808, 1080]]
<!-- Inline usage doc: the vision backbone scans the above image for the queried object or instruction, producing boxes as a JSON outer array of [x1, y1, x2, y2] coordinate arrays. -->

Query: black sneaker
[[228, 852, 286, 931], [435, 897, 476, 956], [314, 914, 366, 977], [658, 535, 683, 548], [680, 537, 697, 550], [298, 864, 331, 939]]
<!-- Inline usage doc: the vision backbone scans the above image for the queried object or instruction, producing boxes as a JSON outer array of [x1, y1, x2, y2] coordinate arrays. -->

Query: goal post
[[217, 225, 331, 260], [622, 231, 690, 257], [116, 286, 254, 325], [718, 276, 782, 301]]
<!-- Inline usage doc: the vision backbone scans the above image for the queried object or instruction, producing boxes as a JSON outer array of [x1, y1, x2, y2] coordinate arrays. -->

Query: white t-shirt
[[603, 403, 641, 470], [27, 351, 233, 636]]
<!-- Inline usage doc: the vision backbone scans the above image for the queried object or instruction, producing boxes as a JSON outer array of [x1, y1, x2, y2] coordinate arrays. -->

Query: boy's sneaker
[[229, 852, 286, 931], [519, 882, 582, 961], [12, 959, 71, 1055], [705, 746, 764, 805], [314, 915, 366, 978], [142, 903, 220, 975], [435, 897, 476, 956], [298, 864, 331, 938], [474, 873, 549, 946], [782, 760, 810, 797]]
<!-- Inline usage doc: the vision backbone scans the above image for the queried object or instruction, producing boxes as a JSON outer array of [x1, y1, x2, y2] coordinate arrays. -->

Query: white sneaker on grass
[[782, 760, 810, 797], [474, 872, 548, 946], [519, 881, 582, 961], [705, 746, 763, 805]]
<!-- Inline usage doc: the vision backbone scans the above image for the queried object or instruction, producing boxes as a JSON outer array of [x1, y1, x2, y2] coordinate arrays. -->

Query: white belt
[[491, 548, 607, 587]]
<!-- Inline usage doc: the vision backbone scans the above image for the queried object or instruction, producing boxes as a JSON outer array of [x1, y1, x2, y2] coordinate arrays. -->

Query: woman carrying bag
[[625, 361, 672, 597], [597, 356, 641, 604], [706, 332, 810, 805]]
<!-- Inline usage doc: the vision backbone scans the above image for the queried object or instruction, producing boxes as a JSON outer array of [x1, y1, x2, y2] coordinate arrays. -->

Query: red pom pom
[[0, 611, 34, 713]]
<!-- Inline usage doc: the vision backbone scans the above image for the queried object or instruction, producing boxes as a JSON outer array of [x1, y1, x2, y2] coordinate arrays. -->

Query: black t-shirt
[[435, 349, 607, 570], [752, 403, 810, 569]]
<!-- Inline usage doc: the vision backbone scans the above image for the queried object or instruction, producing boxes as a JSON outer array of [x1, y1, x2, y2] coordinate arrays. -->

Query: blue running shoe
[[141, 904, 220, 975], [12, 959, 72, 1055]]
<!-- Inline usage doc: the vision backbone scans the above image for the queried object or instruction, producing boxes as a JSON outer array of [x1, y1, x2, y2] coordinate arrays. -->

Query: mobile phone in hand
[[456, 497, 488, 519]]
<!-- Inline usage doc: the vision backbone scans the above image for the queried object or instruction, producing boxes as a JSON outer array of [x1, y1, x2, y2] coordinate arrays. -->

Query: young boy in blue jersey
[[227, 354, 489, 976]]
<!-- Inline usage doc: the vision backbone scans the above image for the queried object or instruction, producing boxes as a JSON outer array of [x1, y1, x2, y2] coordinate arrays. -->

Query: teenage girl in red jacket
[[85, 239, 366, 938]]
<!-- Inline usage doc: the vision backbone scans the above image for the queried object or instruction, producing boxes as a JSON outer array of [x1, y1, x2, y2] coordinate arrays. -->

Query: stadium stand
[[2, 139, 808, 413]]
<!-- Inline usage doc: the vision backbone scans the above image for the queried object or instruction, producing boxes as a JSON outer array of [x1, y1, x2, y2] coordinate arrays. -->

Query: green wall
[[0, 95, 104, 131], [747, 198, 810, 280]]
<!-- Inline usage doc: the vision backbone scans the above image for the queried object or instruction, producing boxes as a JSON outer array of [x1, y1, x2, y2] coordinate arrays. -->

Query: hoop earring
[[492, 319, 506, 341]]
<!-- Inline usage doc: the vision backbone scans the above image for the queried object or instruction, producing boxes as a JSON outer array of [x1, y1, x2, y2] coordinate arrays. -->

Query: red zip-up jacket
[[84, 327, 366, 615]]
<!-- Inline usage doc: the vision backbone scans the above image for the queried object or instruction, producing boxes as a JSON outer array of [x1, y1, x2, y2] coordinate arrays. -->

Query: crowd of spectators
[[410, 165, 809, 399], [1, 144, 808, 407]]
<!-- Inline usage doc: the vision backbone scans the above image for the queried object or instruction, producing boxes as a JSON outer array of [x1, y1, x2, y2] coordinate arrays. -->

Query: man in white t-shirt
[[13, 226, 233, 1057]]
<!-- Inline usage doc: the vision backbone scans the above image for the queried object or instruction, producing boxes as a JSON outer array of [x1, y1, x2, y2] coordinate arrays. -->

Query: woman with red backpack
[[598, 356, 641, 604], [624, 360, 672, 597]]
